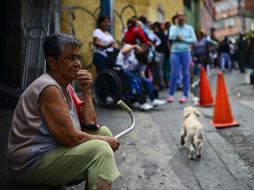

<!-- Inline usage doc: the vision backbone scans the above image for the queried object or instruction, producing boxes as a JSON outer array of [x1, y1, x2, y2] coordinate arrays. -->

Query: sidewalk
[[0, 68, 253, 190]]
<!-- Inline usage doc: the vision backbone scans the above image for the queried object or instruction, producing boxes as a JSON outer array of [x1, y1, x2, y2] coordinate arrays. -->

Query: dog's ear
[[184, 110, 191, 118], [194, 109, 201, 117]]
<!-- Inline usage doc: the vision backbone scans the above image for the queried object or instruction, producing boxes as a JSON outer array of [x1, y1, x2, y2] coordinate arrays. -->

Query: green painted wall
[[184, 0, 200, 31]]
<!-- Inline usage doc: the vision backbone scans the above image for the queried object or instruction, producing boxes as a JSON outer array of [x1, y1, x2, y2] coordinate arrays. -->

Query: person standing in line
[[169, 14, 183, 90], [218, 36, 232, 73], [152, 22, 171, 89], [193, 30, 215, 77], [206, 27, 219, 68], [236, 33, 247, 73], [93, 16, 118, 74], [167, 11, 197, 103], [124, 18, 151, 46], [229, 40, 236, 70]]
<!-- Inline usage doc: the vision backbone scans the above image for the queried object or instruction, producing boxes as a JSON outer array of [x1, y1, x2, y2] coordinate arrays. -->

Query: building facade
[[183, 0, 216, 36], [184, 0, 201, 31], [214, 0, 254, 41], [200, 0, 216, 35]]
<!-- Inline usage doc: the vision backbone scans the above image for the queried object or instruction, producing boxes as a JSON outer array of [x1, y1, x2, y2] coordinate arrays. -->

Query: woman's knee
[[98, 126, 113, 137], [79, 140, 114, 158], [134, 77, 142, 86], [90, 141, 115, 164], [171, 70, 179, 78]]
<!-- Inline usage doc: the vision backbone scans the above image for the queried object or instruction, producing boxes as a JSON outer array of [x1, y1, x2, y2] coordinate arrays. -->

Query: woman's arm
[[169, 25, 177, 41], [76, 70, 120, 151], [93, 37, 113, 49], [181, 26, 197, 45], [121, 44, 138, 55], [39, 85, 119, 151], [76, 70, 96, 125], [39, 86, 94, 147]]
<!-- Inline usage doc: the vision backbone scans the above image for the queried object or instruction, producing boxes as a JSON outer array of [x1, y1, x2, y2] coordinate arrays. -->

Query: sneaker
[[179, 96, 188, 103], [167, 96, 174, 103], [139, 103, 153, 111], [152, 99, 167, 107], [106, 96, 113, 104]]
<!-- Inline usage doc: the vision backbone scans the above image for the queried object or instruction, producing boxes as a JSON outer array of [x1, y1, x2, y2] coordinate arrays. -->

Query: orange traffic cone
[[211, 72, 239, 128], [199, 68, 214, 107]]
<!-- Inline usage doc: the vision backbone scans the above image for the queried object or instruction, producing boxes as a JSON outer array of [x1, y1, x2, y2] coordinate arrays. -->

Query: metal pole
[[100, 0, 114, 36], [53, 0, 60, 33]]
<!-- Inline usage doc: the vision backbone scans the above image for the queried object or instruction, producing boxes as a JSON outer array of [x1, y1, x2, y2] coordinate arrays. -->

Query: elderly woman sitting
[[7, 33, 120, 190]]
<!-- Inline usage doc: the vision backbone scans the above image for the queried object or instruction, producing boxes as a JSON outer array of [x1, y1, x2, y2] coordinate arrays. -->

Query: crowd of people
[[92, 13, 254, 111], [217, 31, 254, 74], [93, 12, 200, 109]]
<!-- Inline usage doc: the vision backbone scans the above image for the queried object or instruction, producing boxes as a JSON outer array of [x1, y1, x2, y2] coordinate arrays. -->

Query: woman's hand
[[76, 70, 93, 92], [100, 136, 120, 152], [134, 44, 142, 51], [107, 41, 115, 48], [176, 36, 183, 42]]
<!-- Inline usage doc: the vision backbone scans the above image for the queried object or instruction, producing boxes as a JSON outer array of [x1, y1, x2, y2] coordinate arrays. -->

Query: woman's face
[[177, 15, 186, 26], [99, 18, 110, 31], [197, 31, 202, 39], [55, 45, 81, 82]]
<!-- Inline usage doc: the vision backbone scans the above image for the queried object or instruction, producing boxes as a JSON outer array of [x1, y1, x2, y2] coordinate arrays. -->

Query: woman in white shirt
[[93, 16, 118, 73]]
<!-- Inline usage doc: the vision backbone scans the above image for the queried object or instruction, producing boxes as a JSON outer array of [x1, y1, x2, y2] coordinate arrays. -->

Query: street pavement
[[101, 68, 254, 190], [0, 68, 254, 190]]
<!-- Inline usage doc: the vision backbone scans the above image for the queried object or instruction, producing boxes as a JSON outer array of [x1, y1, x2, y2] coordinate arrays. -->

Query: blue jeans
[[93, 52, 109, 74], [220, 53, 232, 72], [124, 71, 155, 101], [169, 52, 191, 97]]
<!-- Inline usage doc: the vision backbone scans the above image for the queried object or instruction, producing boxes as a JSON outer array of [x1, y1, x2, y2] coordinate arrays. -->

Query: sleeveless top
[[7, 73, 81, 180]]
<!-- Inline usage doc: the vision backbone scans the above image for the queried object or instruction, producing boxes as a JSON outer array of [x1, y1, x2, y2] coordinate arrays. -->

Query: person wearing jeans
[[115, 44, 166, 110], [218, 37, 232, 73], [220, 53, 232, 73], [167, 11, 197, 103], [169, 52, 191, 101]]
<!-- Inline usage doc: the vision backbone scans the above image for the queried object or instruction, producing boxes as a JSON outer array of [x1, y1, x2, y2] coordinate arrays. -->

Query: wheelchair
[[94, 67, 146, 107]]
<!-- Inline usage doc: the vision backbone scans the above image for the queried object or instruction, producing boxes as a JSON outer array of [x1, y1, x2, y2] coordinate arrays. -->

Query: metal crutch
[[114, 100, 136, 139]]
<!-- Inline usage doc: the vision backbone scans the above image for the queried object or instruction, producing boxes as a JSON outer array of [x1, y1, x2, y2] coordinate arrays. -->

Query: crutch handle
[[117, 100, 132, 113], [114, 100, 135, 139]]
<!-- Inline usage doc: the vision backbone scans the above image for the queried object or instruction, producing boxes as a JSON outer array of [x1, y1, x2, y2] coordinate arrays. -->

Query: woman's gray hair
[[43, 33, 81, 61]]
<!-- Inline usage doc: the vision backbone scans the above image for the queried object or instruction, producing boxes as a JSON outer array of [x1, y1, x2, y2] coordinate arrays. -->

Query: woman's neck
[[48, 71, 69, 89], [100, 28, 107, 32]]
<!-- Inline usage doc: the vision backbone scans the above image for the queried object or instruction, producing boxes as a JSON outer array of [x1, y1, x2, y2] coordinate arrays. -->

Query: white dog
[[180, 107, 204, 160]]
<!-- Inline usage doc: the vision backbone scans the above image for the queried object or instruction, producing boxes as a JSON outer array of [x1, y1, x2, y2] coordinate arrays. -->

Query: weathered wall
[[60, 0, 183, 77]]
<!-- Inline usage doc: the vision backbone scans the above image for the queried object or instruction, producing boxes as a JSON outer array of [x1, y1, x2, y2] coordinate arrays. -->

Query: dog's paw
[[196, 154, 201, 159], [180, 140, 185, 146], [188, 155, 195, 160]]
